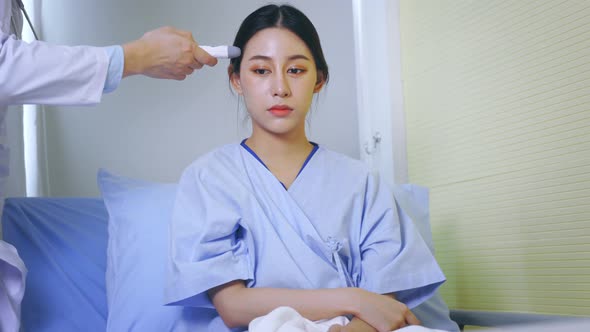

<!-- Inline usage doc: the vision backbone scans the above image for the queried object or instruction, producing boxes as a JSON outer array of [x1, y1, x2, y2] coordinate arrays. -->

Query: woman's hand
[[349, 288, 420, 332], [328, 316, 377, 332]]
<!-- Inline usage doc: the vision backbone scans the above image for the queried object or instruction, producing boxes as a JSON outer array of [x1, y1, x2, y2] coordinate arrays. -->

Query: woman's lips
[[268, 105, 293, 117]]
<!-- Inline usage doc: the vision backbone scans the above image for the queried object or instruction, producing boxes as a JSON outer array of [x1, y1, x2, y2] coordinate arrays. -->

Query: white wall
[[4, 106, 25, 198], [39, 0, 359, 196]]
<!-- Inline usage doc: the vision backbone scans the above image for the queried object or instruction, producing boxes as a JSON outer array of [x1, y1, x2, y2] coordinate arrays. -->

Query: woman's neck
[[245, 132, 313, 188], [247, 132, 310, 157]]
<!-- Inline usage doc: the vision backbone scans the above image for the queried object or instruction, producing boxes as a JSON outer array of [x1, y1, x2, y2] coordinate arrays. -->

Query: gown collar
[[240, 139, 319, 190]]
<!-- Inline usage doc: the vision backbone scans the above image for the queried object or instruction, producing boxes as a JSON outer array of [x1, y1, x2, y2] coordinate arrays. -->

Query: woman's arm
[[328, 294, 420, 332], [357, 293, 420, 331], [208, 281, 419, 330], [208, 280, 356, 328]]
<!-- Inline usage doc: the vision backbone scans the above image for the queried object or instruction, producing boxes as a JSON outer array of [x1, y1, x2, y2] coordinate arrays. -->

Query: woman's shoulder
[[313, 146, 384, 196], [182, 142, 243, 174], [316, 145, 371, 175]]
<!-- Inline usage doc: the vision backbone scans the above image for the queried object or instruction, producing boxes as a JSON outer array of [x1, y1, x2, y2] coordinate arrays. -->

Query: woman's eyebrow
[[248, 54, 311, 61]]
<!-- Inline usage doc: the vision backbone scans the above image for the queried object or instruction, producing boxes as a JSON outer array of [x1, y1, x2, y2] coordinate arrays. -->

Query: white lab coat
[[0, 0, 110, 106], [0, 1, 110, 331]]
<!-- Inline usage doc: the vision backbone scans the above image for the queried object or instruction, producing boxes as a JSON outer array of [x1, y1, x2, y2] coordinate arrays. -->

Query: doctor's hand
[[349, 288, 420, 332], [122, 26, 218, 80]]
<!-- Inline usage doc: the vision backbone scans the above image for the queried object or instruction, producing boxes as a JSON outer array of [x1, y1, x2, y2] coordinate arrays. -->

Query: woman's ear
[[228, 65, 243, 94], [313, 72, 326, 93]]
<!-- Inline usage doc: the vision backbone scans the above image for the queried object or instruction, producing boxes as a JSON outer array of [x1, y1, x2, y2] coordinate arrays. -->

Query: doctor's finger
[[182, 67, 195, 76], [171, 74, 188, 81], [188, 61, 204, 70], [172, 28, 194, 40], [194, 45, 218, 67]]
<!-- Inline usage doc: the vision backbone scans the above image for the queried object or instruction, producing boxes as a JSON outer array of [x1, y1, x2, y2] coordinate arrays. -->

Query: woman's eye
[[253, 68, 269, 75], [288, 68, 306, 74]]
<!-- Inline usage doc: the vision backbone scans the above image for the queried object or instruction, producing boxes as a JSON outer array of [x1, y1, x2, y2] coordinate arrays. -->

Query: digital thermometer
[[200, 45, 241, 59]]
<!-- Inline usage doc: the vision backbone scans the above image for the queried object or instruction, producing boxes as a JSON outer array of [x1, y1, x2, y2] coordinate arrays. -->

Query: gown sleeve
[[358, 174, 446, 309], [165, 162, 253, 308]]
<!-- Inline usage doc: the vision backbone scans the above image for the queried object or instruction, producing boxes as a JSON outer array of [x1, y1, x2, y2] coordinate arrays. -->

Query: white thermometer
[[200, 45, 241, 59]]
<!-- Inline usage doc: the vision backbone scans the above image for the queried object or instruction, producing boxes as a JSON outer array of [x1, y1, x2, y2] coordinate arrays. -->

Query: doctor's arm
[[208, 280, 415, 332], [0, 26, 217, 106]]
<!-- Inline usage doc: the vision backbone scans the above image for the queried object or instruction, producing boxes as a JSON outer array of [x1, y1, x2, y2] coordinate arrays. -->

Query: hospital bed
[[2, 173, 588, 331]]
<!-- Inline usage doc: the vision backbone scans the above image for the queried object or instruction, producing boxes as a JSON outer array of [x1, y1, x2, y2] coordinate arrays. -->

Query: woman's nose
[[272, 73, 291, 98]]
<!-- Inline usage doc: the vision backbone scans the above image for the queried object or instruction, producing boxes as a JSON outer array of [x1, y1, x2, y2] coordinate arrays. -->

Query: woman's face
[[231, 27, 324, 139]]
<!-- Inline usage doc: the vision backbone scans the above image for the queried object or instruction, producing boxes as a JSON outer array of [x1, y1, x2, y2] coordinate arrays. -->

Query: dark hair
[[230, 4, 329, 83]]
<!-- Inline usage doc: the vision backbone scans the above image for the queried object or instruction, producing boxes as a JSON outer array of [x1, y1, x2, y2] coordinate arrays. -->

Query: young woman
[[166, 4, 445, 332]]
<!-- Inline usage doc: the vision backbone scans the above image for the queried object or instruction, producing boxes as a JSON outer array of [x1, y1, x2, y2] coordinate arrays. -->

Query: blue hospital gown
[[166, 142, 445, 331]]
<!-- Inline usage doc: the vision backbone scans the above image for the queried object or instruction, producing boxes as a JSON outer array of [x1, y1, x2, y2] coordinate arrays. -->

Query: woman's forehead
[[242, 28, 312, 59]]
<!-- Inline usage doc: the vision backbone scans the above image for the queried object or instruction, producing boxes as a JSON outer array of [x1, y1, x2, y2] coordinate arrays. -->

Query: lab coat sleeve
[[0, 240, 27, 332], [0, 31, 110, 106]]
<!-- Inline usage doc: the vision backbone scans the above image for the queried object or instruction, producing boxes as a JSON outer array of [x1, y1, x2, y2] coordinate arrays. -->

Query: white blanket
[[249, 307, 450, 332], [0, 240, 27, 332]]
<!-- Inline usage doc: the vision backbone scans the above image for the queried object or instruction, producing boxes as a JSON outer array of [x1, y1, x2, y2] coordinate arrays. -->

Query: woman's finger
[[328, 324, 344, 332], [405, 310, 421, 326]]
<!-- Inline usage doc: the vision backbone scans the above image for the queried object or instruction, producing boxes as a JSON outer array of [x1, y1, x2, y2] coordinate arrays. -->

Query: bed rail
[[450, 309, 587, 330]]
